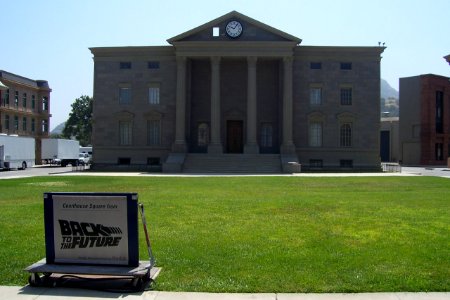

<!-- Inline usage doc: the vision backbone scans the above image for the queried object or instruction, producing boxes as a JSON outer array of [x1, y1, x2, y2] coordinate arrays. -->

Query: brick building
[[399, 74, 450, 165], [90, 11, 385, 173], [0, 70, 52, 162]]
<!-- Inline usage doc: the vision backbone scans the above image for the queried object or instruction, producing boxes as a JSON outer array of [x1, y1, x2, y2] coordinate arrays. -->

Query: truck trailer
[[0, 134, 35, 170], [42, 139, 80, 167]]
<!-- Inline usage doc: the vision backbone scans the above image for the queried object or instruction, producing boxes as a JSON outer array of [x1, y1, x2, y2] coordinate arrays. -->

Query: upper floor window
[[340, 87, 352, 105], [42, 119, 49, 133], [310, 87, 322, 105], [120, 62, 132, 69], [14, 91, 19, 107], [436, 91, 444, 134], [4, 115, 9, 130], [22, 93, 27, 108], [14, 115, 19, 130], [31, 95, 36, 110], [42, 96, 49, 111], [340, 62, 352, 70], [340, 123, 352, 147], [31, 118, 35, 132], [3, 89, 9, 106], [310, 62, 322, 69], [148, 84, 160, 104], [148, 61, 160, 69], [22, 117, 27, 131], [119, 87, 131, 104]]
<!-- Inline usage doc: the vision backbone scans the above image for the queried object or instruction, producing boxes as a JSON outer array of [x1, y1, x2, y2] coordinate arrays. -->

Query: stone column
[[208, 56, 223, 153], [172, 56, 187, 152], [244, 56, 259, 154], [281, 56, 295, 153]]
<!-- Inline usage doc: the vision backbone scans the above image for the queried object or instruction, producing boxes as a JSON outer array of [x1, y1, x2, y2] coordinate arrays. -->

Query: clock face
[[225, 20, 243, 38]]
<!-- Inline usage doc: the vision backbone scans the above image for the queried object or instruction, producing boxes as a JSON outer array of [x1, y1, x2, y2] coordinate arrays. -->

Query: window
[[4, 89, 9, 106], [118, 157, 131, 165], [42, 96, 49, 111], [309, 122, 322, 147], [436, 91, 444, 134], [310, 62, 322, 69], [120, 62, 131, 69], [119, 121, 132, 145], [310, 87, 322, 105], [31, 95, 35, 110], [14, 91, 19, 108], [22, 93, 27, 108], [340, 62, 352, 70], [119, 87, 131, 104], [340, 160, 353, 168], [4, 115, 9, 130], [340, 123, 352, 147], [340, 87, 352, 105], [309, 159, 323, 169], [42, 119, 48, 133], [22, 117, 27, 131], [14, 116, 19, 130], [213, 27, 220, 37], [435, 143, 443, 161], [198, 123, 210, 146], [147, 120, 161, 146], [31, 119, 35, 132], [147, 157, 160, 166], [148, 84, 160, 104], [260, 123, 273, 148], [148, 61, 160, 69]]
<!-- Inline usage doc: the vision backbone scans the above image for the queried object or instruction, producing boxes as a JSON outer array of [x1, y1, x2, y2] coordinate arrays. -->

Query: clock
[[225, 20, 243, 38]]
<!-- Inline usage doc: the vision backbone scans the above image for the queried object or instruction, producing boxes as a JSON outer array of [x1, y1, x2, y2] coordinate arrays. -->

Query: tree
[[63, 95, 93, 146]]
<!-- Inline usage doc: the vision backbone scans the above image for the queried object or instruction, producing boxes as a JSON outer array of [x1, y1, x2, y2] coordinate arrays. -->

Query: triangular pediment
[[167, 11, 301, 44]]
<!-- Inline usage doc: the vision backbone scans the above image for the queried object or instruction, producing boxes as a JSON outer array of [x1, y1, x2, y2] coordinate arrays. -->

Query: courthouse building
[[90, 11, 385, 173]]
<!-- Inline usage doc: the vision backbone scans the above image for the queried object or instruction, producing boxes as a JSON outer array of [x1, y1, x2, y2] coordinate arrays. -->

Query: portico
[[168, 11, 301, 157]]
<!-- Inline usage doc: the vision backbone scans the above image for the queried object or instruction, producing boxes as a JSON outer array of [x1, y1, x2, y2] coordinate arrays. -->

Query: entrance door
[[380, 130, 390, 162], [227, 120, 243, 153]]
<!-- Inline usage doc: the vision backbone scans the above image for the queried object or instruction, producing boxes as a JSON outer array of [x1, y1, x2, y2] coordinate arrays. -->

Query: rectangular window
[[14, 116, 19, 130], [22, 117, 27, 131], [119, 87, 131, 104], [309, 122, 322, 147], [120, 62, 132, 69], [14, 91, 19, 107], [340, 62, 352, 70], [22, 93, 27, 108], [31, 118, 35, 132], [42, 96, 49, 111], [119, 121, 132, 145], [42, 119, 48, 133], [340, 87, 352, 105], [4, 89, 9, 106], [31, 95, 35, 110], [4, 115, 9, 130], [340, 160, 353, 168], [309, 159, 323, 169], [118, 157, 131, 165], [310, 87, 322, 105], [310, 62, 322, 69], [148, 85, 160, 104], [436, 91, 444, 134], [147, 120, 161, 146], [147, 157, 160, 166], [435, 143, 443, 161], [340, 123, 352, 147], [148, 61, 160, 69]]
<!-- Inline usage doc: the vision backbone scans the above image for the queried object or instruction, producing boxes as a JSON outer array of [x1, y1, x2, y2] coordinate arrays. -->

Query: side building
[[0, 70, 52, 163], [90, 11, 384, 173], [399, 74, 450, 165]]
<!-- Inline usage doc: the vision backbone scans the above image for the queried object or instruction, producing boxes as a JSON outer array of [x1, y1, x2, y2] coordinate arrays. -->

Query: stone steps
[[183, 153, 282, 173]]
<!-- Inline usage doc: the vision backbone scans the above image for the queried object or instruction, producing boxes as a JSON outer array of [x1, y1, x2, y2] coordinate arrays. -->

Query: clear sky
[[2, 0, 449, 130]]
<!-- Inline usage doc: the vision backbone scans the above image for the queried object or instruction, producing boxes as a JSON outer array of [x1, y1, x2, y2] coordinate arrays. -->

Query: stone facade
[[90, 11, 384, 172], [399, 74, 450, 165], [0, 70, 51, 163]]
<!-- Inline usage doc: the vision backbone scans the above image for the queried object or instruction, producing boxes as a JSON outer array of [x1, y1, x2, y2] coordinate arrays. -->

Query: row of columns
[[173, 55, 295, 154]]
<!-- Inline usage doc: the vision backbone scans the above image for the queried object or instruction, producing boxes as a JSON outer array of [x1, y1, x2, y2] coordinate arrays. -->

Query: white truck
[[0, 134, 35, 170], [42, 138, 80, 167]]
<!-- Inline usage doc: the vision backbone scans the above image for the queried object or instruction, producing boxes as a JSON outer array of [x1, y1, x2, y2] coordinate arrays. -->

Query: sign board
[[44, 192, 139, 267]]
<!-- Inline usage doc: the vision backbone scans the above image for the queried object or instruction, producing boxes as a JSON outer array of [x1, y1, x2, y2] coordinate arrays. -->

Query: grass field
[[0, 176, 448, 292]]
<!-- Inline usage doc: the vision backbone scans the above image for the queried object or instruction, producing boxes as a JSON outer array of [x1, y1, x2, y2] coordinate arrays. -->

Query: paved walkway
[[2, 286, 449, 300]]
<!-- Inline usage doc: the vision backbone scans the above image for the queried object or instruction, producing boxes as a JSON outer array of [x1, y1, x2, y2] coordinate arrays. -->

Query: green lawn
[[0, 176, 448, 292]]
